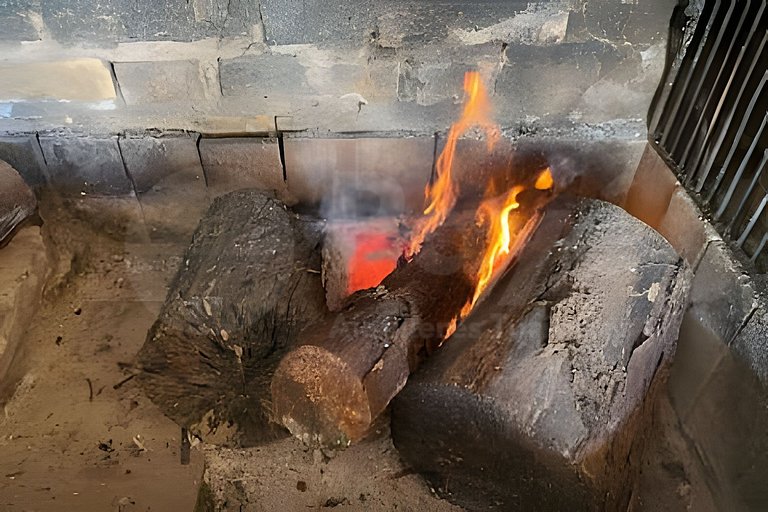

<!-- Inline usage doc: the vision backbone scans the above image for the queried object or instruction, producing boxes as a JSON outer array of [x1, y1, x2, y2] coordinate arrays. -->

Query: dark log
[[0, 160, 36, 247], [391, 197, 692, 511], [271, 187, 551, 448], [137, 190, 328, 447]]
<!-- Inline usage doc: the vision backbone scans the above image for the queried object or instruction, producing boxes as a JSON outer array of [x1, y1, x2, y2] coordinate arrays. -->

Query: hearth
[[0, 1, 767, 511]]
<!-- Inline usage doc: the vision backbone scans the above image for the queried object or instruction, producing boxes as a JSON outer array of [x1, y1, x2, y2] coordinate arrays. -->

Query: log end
[[271, 345, 371, 448]]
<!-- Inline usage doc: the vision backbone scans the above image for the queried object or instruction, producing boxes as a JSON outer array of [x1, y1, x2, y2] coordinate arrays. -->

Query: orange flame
[[405, 71, 497, 259]]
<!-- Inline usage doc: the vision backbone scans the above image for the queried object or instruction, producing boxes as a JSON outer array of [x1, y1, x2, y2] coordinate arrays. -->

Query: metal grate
[[651, 0, 768, 268]]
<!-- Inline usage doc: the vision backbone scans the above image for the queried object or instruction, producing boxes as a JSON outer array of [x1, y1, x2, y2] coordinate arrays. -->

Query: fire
[[404, 71, 497, 259], [404, 71, 555, 338]]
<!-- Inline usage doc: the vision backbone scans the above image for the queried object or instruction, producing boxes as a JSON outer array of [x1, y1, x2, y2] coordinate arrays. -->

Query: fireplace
[[0, 1, 767, 511]]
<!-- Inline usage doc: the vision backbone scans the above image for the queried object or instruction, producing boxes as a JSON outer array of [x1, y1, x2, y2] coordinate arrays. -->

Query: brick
[[657, 186, 720, 266], [623, 143, 678, 229], [41, 0, 261, 44], [0, 227, 47, 382], [0, 59, 116, 102], [120, 134, 210, 241], [39, 136, 133, 196], [260, 0, 529, 46], [730, 303, 768, 385], [199, 137, 288, 200], [219, 54, 309, 98], [113, 60, 206, 106], [0, 0, 41, 41], [0, 135, 47, 187], [283, 136, 434, 215]]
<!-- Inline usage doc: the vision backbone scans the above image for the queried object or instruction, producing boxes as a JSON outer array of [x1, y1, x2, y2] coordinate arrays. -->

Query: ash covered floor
[[0, 202, 459, 512]]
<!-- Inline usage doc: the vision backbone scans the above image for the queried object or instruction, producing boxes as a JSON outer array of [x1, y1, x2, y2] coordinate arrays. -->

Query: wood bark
[[391, 197, 692, 511], [271, 189, 552, 448], [137, 190, 328, 447]]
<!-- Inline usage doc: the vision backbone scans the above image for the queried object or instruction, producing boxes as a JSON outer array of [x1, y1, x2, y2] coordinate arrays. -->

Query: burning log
[[390, 198, 692, 511], [137, 190, 327, 446], [271, 183, 552, 448]]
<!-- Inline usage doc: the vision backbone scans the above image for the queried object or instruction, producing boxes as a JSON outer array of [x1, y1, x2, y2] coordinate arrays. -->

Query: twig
[[112, 374, 136, 390], [85, 378, 93, 401]]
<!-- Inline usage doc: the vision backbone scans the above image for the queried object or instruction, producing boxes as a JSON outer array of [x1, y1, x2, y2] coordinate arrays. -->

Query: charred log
[[391, 198, 692, 512], [0, 160, 36, 247], [137, 190, 327, 447]]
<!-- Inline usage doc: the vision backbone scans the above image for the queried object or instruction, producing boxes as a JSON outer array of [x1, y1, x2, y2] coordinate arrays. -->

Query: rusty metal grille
[[651, 0, 768, 267]]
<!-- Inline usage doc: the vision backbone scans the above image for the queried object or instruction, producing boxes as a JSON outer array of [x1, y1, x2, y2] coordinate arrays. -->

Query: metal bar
[[667, 1, 740, 159], [691, 32, 768, 190], [704, 72, 768, 201], [680, 1, 763, 172], [657, 0, 723, 145], [696, 70, 768, 195], [750, 231, 768, 262], [715, 112, 768, 220], [737, 191, 768, 248], [728, 149, 768, 233]]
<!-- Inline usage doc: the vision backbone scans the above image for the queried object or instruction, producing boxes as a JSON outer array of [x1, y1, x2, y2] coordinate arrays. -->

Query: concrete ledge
[[0, 226, 48, 384]]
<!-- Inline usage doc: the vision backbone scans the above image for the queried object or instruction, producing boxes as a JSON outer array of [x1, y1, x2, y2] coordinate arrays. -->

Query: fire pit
[[0, 1, 767, 511]]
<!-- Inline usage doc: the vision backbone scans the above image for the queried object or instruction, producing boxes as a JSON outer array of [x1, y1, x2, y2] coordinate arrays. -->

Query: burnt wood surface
[[0, 160, 36, 247], [137, 190, 327, 447], [271, 184, 551, 448], [391, 197, 692, 512]]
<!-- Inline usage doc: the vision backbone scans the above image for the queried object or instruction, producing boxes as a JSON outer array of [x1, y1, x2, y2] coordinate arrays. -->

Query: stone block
[[0, 226, 48, 383], [41, 0, 261, 44], [0, 59, 116, 102], [113, 60, 206, 106], [219, 54, 310, 98], [623, 143, 679, 229], [283, 136, 434, 214], [0, 135, 47, 187], [260, 0, 528, 46], [199, 137, 289, 200], [495, 42, 622, 120], [0, 0, 41, 41], [688, 241, 757, 344], [119, 134, 210, 241], [39, 136, 133, 196]]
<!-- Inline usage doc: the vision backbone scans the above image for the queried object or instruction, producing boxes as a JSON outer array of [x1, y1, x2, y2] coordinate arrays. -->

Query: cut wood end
[[271, 345, 372, 448]]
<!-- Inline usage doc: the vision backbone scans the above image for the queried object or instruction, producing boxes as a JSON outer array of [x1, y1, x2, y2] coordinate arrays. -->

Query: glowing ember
[[404, 71, 498, 259], [348, 231, 398, 294]]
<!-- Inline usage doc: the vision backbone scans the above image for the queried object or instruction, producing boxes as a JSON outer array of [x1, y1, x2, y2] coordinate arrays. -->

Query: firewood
[[0, 160, 36, 247], [137, 190, 328, 447], [390, 197, 692, 511], [271, 186, 552, 448]]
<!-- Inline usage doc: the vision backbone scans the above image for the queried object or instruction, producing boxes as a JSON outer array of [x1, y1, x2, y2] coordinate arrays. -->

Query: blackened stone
[[39, 136, 133, 196], [219, 54, 310, 97], [0, 136, 47, 187]]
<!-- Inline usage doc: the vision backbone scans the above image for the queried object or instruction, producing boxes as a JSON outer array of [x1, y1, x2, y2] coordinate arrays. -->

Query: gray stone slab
[[198, 137, 289, 200], [119, 134, 210, 241], [39, 136, 134, 196], [113, 60, 206, 106], [0, 0, 41, 41], [0, 135, 47, 187], [41, 0, 261, 44], [260, 0, 529, 46], [730, 304, 768, 385], [219, 54, 310, 98]]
